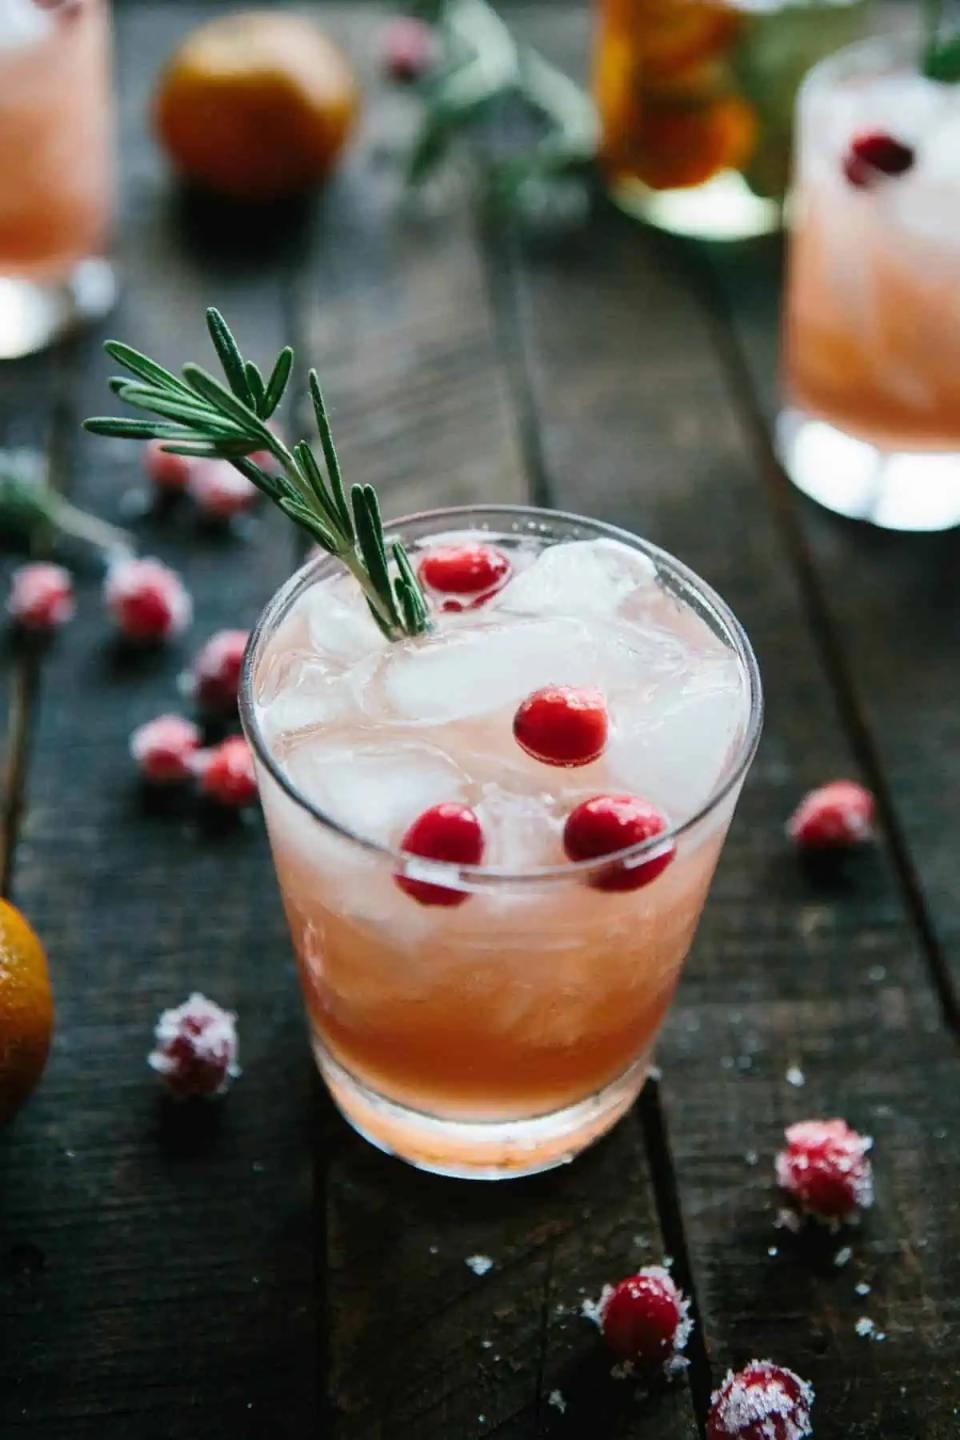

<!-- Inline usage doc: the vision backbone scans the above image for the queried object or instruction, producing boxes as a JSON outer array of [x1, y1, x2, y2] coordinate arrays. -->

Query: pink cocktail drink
[[0, 0, 114, 356], [243, 508, 761, 1177], [779, 37, 960, 530]]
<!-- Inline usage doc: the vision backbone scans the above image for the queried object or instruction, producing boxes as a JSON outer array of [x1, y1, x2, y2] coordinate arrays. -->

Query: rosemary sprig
[[405, 0, 598, 219], [0, 449, 132, 557], [922, 0, 960, 80], [84, 309, 430, 641]]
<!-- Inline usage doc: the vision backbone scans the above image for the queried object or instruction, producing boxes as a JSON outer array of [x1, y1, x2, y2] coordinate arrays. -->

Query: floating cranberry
[[131, 714, 201, 784], [843, 131, 915, 188], [104, 557, 192, 643], [600, 1267, 692, 1375], [563, 794, 674, 891], [198, 735, 258, 809], [188, 460, 259, 521], [395, 803, 484, 907], [382, 15, 437, 82], [708, 1360, 814, 1440], [7, 562, 74, 632], [148, 992, 239, 1098], [787, 779, 875, 849], [513, 685, 608, 767], [190, 629, 249, 714], [417, 543, 511, 610], [775, 1117, 874, 1221], [144, 439, 193, 494]]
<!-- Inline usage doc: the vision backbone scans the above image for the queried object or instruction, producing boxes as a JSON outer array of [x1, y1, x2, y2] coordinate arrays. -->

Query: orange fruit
[[599, 0, 739, 77], [153, 12, 359, 203], [628, 93, 757, 190], [0, 899, 53, 1124]]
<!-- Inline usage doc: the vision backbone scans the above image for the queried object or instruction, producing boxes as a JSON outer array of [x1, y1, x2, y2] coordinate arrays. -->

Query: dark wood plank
[[500, 10, 960, 1432], [302, 9, 697, 1438], [1, 7, 314, 1436]]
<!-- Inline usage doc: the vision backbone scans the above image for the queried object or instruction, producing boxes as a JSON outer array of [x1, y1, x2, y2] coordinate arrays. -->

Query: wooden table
[[2, 4, 958, 1436]]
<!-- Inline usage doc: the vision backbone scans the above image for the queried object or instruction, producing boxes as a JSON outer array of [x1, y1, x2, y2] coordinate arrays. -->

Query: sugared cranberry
[[131, 713, 201, 784], [395, 803, 484, 907], [708, 1360, 814, 1440], [104, 557, 192, 643], [382, 15, 437, 82], [144, 439, 193, 494], [775, 1118, 874, 1221], [148, 992, 239, 1098], [7, 562, 74, 631], [563, 794, 674, 891], [787, 779, 875, 849], [189, 629, 249, 714], [417, 543, 511, 611], [843, 131, 915, 188], [197, 735, 258, 809], [600, 1267, 692, 1375], [513, 685, 608, 767], [188, 460, 259, 521]]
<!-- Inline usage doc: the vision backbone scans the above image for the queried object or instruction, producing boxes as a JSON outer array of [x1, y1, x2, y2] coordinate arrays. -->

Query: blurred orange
[[153, 11, 359, 203], [0, 899, 53, 1124], [600, 0, 739, 76]]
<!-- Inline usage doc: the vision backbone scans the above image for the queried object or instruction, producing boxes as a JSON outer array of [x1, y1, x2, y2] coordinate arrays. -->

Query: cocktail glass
[[0, 0, 115, 359], [241, 505, 762, 1179], [593, 0, 866, 241], [779, 35, 960, 530]]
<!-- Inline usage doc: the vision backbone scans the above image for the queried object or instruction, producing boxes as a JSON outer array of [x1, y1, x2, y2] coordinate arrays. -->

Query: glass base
[[609, 169, 782, 241], [317, 1044, 651, 1180], [777, 408, 960, 532], [0, 258, 117, 360]]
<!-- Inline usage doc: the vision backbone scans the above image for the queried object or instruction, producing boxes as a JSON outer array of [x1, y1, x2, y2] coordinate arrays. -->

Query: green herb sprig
[[0, 449, 132, 557], [84, 310, 430, 641], [923, 0, 960, 81], [406, 0, 598, 220]]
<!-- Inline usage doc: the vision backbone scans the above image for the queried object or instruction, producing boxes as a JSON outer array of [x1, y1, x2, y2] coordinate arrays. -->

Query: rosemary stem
[[53, 496, 133, 557]]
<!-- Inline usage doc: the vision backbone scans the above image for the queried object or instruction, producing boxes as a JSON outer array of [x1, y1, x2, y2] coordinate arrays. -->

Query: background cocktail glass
[[241, 506, 762, 1180], [593, 0, 866, 240], [779, 36, 960, 530], [0, 0, 115, 359]]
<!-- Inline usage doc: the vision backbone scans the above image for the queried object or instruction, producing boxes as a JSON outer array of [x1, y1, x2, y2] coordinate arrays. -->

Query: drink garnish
[[417, 541, 511, 608], [708, 1361, 814, 1440], [598, 1266, 693, 1376], [563, 794, 675, 890], [394, 803, 485, 906], [775, 1118, 874, 1222], [0, 448, 131, 557], [513, 684, 608, 767], [843, 131, 915, 187], [84, 309, 430, 641]]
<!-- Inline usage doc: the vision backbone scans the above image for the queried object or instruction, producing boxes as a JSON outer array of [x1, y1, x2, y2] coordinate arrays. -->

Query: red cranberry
[[144, 439, 193, 494], [131, 714, 201, 784], [600, 1267, 691, 1374], [513, 685, 608, 767], [103, 557, 192, 643], [395, 803, 484, 907], [382, 15, 436, 82], [148, 992, 239, 1098], [708, 1360, 814, 1440], [188, 460, 259, 521], [417, 543, 511, 609], [775, 1118, 874, 1220], [563, 794, 674, 891], [7, 562, 74, 631], [787, 780, 875, 849], [190, 629, 249, 714], [198, 735, 258, 809], [843, 132, 914, 188]]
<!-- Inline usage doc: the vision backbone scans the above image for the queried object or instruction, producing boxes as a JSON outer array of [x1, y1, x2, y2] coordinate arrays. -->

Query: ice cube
[[301, 574, 389, 666], [474, 785, 565, 871], [498, 539, 657, 620], [0, 0, 53, 50], [283, 737, 468, 846], [377, 616, 651, 725], [604, 654, 745, 817]]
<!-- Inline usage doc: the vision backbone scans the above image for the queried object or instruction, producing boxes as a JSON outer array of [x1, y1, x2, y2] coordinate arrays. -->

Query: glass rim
[[800, 31, 924, 96], [239, 503, 764, 888]]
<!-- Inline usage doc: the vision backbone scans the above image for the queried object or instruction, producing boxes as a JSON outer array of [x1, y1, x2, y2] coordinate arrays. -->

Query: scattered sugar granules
[[785, 1066, 806, 1088], [465, 1254, 494, 1276], [547, 1390, 566, 1413]]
